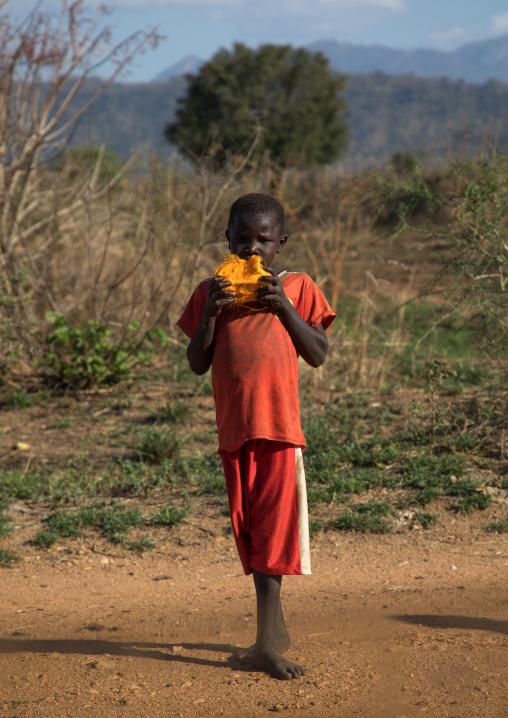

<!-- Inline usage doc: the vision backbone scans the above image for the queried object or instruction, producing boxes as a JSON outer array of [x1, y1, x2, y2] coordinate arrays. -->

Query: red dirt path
[[1, 518, 508, 718]]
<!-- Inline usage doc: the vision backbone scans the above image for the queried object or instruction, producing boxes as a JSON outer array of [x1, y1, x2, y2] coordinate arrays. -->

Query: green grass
[[332, 500, 393, 534], [333, 501, 393, 534], [1, 378, 504, 559], [308, 519, 325, 535], [177, 453, 226, 496], [451, 492, 492, 515], [132, 427, 181, 463], [31, 505, 144, 546], [148, 400, 193, 425], [30, 502, 188, 548], [0, 548, 18, 567], [414, 511, 439, 529], [414, 486, 442, 506], [147, 506, 189, 526], [332, 298, 489, 391], [53, 418, 73, 430], [398, 454, 466, 490], [297, 402, 501, 525], [486, 519, 508, 534], [129, 536, 157, 552], [1, 389, 48, 410], [0, 513, 13, 539]]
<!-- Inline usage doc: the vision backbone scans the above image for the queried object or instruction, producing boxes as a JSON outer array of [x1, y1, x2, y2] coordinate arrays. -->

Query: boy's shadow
[[393, 615, 508, 635], [0, 639, 251, 671]]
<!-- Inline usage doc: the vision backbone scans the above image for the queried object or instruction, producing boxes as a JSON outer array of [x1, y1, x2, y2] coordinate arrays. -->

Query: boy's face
[[226, 212, 287, 267]]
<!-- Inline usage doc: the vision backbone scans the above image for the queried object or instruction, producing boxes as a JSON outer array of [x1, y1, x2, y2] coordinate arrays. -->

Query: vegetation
[[165, 43, 348, 168], [31, 503, 187, 549], [378, 153, 508, 359], [36, 73, 508, 169], [40, 314, 167, 390], [0, 4, 505, 563], [0, 0, 165, 387]]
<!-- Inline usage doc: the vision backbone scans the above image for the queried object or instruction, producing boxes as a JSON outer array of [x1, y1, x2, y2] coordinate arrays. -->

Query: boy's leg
[[250, 570, 304, 680], [222, 441, 307, 678], [235, 570, 291, 664]]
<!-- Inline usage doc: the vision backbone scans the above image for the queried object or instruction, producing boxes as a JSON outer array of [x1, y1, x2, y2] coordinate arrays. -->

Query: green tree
[[165, 43, 348, 168]]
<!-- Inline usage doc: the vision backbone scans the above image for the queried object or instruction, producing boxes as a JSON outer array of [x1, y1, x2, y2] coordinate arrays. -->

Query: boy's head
[[226, 193, 287, 267]]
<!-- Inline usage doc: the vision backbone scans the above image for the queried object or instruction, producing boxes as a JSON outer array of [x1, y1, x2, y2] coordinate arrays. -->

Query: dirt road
[[1, 517, 507, 718]]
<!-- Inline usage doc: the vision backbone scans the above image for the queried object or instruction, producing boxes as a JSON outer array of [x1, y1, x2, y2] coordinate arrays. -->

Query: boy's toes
[[274, 660, 305, 680], [285, 662, 305, 679]]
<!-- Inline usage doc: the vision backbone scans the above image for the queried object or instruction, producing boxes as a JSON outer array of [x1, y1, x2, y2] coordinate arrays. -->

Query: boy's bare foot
[[234, 570, 304, 678], [234, 621, 290, 664], [251, 644, 305, 680], [234, 596, 291, 664]]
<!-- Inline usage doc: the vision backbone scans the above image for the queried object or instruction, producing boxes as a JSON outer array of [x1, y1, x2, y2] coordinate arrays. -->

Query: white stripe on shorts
[[295, 447, 311, 575]]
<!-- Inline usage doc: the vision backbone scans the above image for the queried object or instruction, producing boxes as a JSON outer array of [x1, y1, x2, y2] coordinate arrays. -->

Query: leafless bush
[[0, 0, 163, 370]]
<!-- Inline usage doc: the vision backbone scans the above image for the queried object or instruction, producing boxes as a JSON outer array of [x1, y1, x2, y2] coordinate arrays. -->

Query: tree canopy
[[165, 43, 348, 168]]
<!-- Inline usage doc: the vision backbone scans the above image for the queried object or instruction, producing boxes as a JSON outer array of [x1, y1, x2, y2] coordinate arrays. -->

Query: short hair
[[228, 193, 285, 232]]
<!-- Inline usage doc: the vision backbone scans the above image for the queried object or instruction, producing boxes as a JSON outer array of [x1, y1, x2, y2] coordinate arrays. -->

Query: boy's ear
[[277, 234, 288, 253], [225, 227, 231, 248]]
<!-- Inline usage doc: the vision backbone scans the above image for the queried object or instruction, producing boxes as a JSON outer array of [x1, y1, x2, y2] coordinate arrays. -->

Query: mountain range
[[69, 71, 508, 170], [52, 32, 508, 170], [154, 34, 508, 85]]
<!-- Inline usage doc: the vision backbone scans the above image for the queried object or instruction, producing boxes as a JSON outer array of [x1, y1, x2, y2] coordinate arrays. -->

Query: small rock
[[86, 622, 106, 631], [14, 442, 31, 452]]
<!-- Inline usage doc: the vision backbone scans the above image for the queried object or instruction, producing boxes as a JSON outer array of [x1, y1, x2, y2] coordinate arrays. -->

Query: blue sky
[[11, 1, 508, 82]]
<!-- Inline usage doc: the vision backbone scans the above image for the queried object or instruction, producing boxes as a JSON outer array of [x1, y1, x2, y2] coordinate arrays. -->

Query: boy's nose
[[240, 245, 259, 258]]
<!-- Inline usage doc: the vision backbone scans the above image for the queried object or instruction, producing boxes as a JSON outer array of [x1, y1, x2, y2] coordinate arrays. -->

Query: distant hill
[[67, 75, 187, 158], [343, 74, 508, 168], [68, 72, 508, 169], [307, 36, 508, 84], [154, 35, 508, 86], [154, 55, 203, 81]]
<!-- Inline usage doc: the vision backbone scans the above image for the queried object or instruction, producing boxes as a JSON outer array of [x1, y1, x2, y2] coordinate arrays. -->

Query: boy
[[177, 193, 335, 680]]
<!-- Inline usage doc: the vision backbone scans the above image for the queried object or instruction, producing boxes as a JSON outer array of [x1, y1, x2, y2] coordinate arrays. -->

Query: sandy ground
[[1, 516, 508, 718]]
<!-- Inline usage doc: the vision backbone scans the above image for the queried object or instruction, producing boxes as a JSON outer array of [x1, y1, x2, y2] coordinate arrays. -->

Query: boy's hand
[[256, 267, 289, 311], [204, 276, 235, 318], [256, 267, 329, 368]]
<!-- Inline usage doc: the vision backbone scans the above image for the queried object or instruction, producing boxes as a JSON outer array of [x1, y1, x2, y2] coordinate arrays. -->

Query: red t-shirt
[[177, 272, 336, 451]]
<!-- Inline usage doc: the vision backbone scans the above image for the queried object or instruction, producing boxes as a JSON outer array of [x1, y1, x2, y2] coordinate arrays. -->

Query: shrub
[[39, 313, 167, 389]]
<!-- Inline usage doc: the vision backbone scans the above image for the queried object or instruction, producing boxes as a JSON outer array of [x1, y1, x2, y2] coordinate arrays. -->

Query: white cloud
[[108, 0, 406, 12], [110, 0, 242, 6], [429, 26, 466, 48], [492, 12, 508, 35], [316, 0, 405, 7]]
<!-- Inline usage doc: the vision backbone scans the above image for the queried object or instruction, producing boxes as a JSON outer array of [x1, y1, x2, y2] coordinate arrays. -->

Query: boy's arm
[[186, 276, 235, 375], [256, 270, 329, 368]]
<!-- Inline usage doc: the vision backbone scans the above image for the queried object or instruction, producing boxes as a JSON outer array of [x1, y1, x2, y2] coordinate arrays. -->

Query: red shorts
[[219, 439, 311, 576]]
